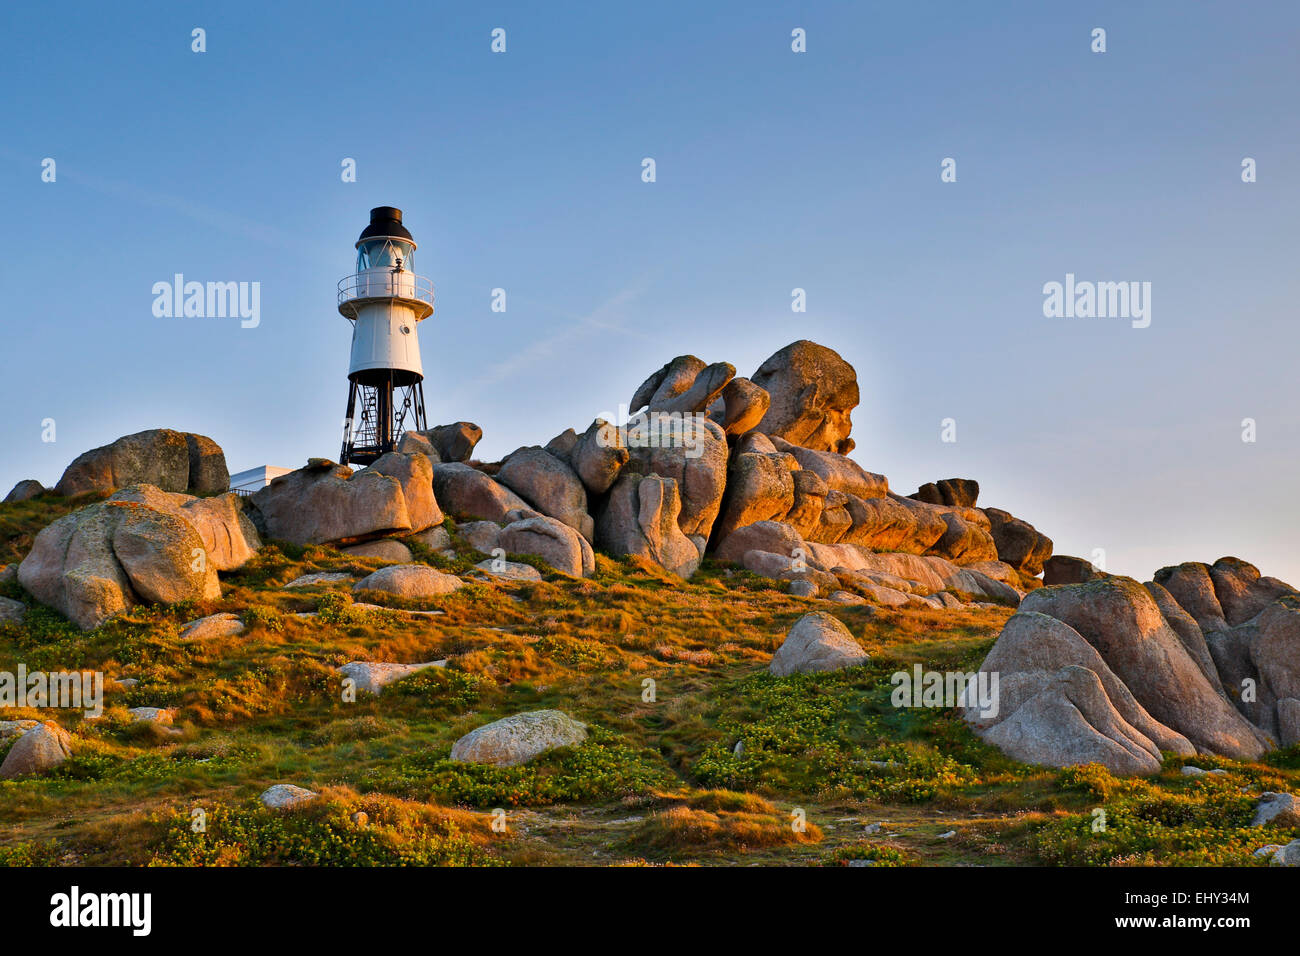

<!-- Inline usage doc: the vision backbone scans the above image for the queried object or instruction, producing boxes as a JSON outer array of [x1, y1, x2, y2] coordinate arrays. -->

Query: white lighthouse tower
[[337, 206, 434, 464]]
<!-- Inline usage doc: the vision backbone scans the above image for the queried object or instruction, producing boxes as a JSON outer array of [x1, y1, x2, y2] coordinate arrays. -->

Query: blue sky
[[2, 1, 1297, 584]]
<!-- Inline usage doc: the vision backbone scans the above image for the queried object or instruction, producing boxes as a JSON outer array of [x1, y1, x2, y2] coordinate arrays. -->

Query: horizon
[[2, 0, 1297, 584]]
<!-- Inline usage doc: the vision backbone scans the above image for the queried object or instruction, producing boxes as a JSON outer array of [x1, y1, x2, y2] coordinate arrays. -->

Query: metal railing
[[337, 271, 435, 318]]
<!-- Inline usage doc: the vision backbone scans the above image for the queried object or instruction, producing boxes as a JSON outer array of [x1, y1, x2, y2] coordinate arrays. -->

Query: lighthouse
[[337, 206, 433, 465]]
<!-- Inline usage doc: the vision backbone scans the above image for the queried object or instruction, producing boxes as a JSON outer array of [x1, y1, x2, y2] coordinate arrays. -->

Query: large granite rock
[[499, 515, 596, 577], [1021, 577, 1271, 760], [966, 612, 1194, 775], [596, 473, 700, 578], [769, 612, 869, 676], [495, 446, 594, 542], [432, 462, 530, 524], [450, 710, 588, 766], [109, 484, 261, 571], [19, 500, 220, 630], [751, 341, 859, 454], [54, 429, 229, 497], [251, 459, 413, 546], [0, 722, 73, 779]]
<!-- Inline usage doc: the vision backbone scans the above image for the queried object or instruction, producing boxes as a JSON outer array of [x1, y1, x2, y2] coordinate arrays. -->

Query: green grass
[[2, 497, 1298, 866]]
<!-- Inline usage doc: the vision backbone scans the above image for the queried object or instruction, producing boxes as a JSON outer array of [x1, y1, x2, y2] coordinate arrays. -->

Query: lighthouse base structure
[[340, 375, 428, 466]]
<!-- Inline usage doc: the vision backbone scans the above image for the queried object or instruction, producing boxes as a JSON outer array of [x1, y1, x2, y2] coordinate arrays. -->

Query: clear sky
[[2, 1, 1297, 584]]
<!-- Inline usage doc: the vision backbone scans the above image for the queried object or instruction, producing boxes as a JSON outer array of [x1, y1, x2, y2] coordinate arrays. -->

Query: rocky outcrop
[[623, 416, 728, 539], [19, 500, 220, 630], [109, 484, 261, 572], [0, 722, 73, 779], [965, 612, 1194, 775], [751, 341, 859, 455], [499, 515, 596, 577], [408, 422, 482, 463], [983, 508, 1052, 576], [595, 474, 700, 578], [251, 459, 416, 546], [54, 429, 229, 497], [910, 479, 979, 508], [432, 462, 529, 524], [495, 446, 594, 542], [450, 710, 588, 766], [3, 479, 45, 503], [769, 612, 868, 676], [353, 564, 464, 599], [1020, 577, 1271, 760]]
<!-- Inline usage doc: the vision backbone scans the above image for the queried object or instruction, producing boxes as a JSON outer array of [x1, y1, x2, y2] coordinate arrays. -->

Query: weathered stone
[[1143, 581, 1224, 695], [251, 460, 411, 546], [411, 422, 482, 463], [19, 500, 220, 630], [495, 446, 593, 542], [1251, 792, 1300, 827], [432, 463, 529, 524], [0, 722, 73, 779], [751, 341, 859, 454], [767, 436, 887, 500], [1154, 562, 1229, 635], [499, 515, 595, 577], [713, 452, 795, 542], [476, 559, 544, 581], [623, 415, 728, 538], [128, 707, 176, 725], [982, 507, 1052, 576], [569, 420, 629, 495], [595, 473, 700, 578], [1021, 577, 1269, 760], [55, 429, 227, 497], [458, 520, 503, 553], [354, 564, 464, 599], [284, 572, 353, 589], [653, 361, 735, 415], [337, 660, 445, 695], [3, 479, 45, 503], [450, 710, 588, 766], [769, 612, 868, 676], [260, 784, 318, 810], [718, 377, 770, 436], [185, 434, 231, 494], [0, 596, 26, 623], [179, 612, 245, 641], [966, 611, 1193, 775], [110, 485, 261, 571], [929, 511, 999, 565], [630, 355, 707, 412], [1207, 557, 1296, 627], [1043, 555, 1106, 586], [368, 452, 441, 534], [341, 539, 414, 563], [714, 520, 805, 566]]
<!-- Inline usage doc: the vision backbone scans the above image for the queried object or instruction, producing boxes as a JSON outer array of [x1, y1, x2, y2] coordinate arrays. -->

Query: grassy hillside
[[1, 497, 1298, 866]]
